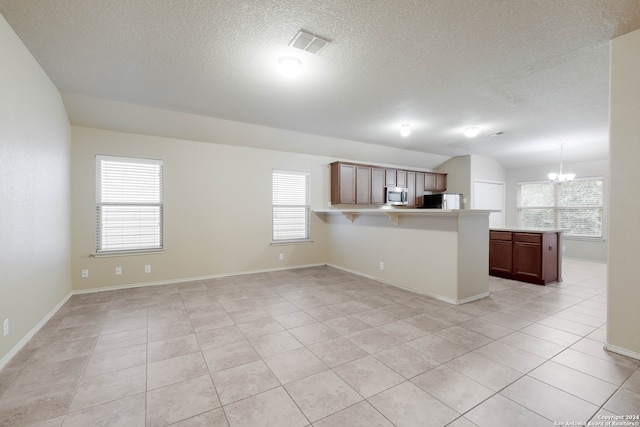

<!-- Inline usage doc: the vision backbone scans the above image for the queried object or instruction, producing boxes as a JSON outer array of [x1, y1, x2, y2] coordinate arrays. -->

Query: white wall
[[437, 156, 471, 206], [0, 15, 72, 364], [437, 154, 506, 209], [608, 28, 640, 356], [71, 126, 334, 291], [505, 160, 609, 262]]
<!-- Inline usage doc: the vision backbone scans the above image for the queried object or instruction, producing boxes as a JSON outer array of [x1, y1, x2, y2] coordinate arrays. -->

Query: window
[[272, 170, 310, 241], [517, 177, 603, 238], [96, 156, 163, 253]]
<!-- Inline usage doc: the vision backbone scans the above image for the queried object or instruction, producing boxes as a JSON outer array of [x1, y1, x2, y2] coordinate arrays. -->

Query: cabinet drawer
[[490, 231, 512, 241], [514, 233, 542, 244]]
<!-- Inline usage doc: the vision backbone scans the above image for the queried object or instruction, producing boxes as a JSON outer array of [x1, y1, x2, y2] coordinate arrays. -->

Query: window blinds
[[272, 170, 310, 241], [96, 156, 163, 252]]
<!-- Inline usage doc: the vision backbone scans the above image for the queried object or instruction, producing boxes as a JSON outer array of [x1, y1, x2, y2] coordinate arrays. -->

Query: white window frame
[[517, 177, 604, 240], [95, 155, 164, 254], [272, 169, 311, 243]]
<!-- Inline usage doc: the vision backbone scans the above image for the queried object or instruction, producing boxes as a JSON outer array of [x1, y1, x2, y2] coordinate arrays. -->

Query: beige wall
[[0, 15, 72, 364], [437, 156, 471, 206], [437, 154, 506, 209], [608, 28, 640, 356], [71, 126, 331, 291]]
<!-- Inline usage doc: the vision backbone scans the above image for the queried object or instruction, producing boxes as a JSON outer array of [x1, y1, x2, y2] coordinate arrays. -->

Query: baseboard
[[456, 292, 491, 305], [604, 342, 640, 361], [73, 263, 326, 295], [0, 291, 73, 371], [326, 263, 488, 305]]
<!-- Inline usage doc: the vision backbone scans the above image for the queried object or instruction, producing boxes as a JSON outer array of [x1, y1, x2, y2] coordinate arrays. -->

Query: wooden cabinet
[[406, 171, 416, 207], [489, 230, 559, 285], [371, 167, 385, 205], [396, 170, 407, 187], [415, 173, 425, 207], [356, 166, 371, 205], [489, 231, 513, 277], [331, 162, 356, 204], [385, 169, 396, 187], [425, 173, 447, 192], [330, 161, 447, 206]]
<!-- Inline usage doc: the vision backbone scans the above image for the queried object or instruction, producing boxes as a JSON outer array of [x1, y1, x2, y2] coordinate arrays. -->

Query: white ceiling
[[2, 0, 640, 169]]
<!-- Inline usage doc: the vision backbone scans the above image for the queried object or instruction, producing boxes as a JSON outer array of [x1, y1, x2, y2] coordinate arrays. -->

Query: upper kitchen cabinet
[[407, 171, 416, 206], [331, 162, 356, 204], [330, 161, 446, 206], [385, 169, 396, 187], [371, 167, 385, 205], [385, 169, 407, 188], [425, 172, 447, 192], [356, 166, 372, 205], [415, 173, 425, 207]]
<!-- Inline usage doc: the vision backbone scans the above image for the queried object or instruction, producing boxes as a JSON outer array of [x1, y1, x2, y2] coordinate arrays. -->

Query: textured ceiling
[[2, 0, 640, 168]]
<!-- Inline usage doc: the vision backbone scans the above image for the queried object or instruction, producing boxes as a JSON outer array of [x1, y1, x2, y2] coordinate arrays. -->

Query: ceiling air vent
[[289, 30, 330, 55]]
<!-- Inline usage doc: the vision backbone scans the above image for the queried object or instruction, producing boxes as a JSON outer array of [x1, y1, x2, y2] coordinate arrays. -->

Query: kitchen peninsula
[[315, 208, 493, 304]]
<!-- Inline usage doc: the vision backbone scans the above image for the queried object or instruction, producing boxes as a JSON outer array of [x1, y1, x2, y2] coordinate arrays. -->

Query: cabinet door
[[331, 163, 356, 204], [396, 170, 407, 187], [415, 173, 425, 206], [424, 173, 437, 191], [435, 174, 447, 191], [356, 166, 371, 205], [371, 167, 385, 205], [385, 169, 396, 187], [489, 239, 513, 277], [513, 240, 543, 283], [406, 172, 415, 206]]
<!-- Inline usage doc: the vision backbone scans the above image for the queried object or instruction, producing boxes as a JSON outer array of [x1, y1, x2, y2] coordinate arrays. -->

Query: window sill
[[271, 239, 314, 246], [563, 236, 606, 242], [91, 249, 165, 258]]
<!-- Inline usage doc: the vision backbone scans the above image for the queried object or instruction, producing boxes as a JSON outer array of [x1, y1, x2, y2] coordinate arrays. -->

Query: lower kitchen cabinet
[[489, 230, 560, 285], [489, 232, 513, 277]]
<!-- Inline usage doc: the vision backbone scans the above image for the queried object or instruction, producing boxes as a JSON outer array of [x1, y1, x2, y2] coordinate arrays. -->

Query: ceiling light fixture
[[400, 123, 411, 137], [464, 127, 480, 138], [278, 56, 302, 78], [548, 144, 575, 182]]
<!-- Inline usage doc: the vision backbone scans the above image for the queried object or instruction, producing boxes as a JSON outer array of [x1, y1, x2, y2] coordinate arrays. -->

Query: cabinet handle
[[549, 246, 553, 250]]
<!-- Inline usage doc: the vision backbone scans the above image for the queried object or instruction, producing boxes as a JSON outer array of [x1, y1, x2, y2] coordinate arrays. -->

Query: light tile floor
[[1, 259, 639, 426]]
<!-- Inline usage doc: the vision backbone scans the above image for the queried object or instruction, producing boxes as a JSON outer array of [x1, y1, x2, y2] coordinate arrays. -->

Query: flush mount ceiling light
[[400, 123, 411, 137], [464, 127, 480, 138], [289, 30, 331, 55], [548, 144, 575, 182], [278, 56, 302, 78]]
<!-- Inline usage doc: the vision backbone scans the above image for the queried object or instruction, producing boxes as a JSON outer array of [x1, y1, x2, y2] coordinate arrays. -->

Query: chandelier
[[548, 145, 575, 182]]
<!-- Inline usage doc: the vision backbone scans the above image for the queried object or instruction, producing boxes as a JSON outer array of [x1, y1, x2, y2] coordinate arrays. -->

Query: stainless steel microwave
[[385, 187, 408, 206]]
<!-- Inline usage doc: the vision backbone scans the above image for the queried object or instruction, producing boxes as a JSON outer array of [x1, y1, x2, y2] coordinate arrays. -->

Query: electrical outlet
[[379, 262, 384, 270], [115, 267, 122, 276], [3, 319, 8, 337], [145, 265, 151, 274], [562, 245, 566, 251], [279, 253, 284, 261], [81, 269, 89, 278]]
